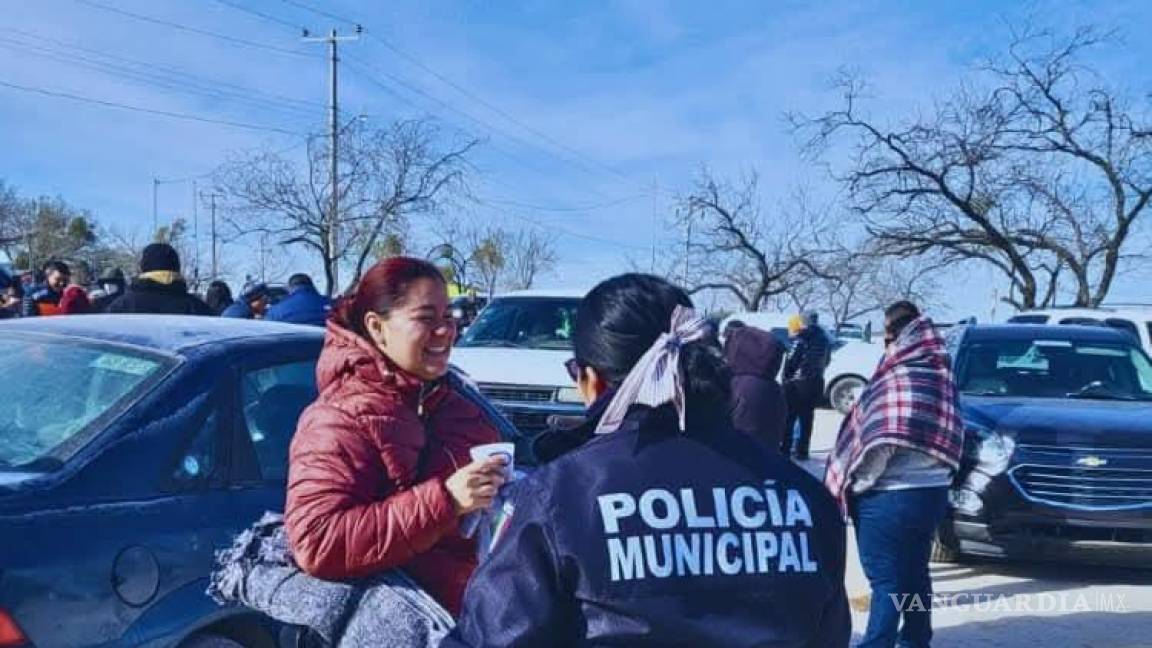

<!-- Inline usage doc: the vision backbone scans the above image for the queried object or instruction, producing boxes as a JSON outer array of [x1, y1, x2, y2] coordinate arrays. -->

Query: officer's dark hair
[[288, 273, 314, 289], [884, 300, 921, 338], [44, 260, 71, 277], [573, 273, 731, 430]]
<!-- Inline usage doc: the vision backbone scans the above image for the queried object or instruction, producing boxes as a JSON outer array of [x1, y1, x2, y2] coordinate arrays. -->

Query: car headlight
[[949, 488, 984, 515], [976, 429, 1015, 473], [557, 387, 584, 404]]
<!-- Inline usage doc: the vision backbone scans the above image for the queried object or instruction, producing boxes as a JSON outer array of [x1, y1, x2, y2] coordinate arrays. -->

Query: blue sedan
[[0, 315, 324, 647]]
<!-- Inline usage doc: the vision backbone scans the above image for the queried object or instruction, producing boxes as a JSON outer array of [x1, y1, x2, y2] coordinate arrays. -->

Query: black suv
[[938, 324, 1152, 566]]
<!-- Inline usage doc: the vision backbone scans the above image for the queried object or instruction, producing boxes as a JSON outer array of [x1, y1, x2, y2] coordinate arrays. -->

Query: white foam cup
[[470, 442, 515, 480]]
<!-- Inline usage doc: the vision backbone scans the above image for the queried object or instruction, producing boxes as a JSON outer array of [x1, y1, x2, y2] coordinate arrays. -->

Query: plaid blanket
[[824, 316, 964, 514]]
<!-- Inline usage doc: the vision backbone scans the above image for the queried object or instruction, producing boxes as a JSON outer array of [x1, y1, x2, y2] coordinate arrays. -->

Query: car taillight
[[0, 608, 27, 647]]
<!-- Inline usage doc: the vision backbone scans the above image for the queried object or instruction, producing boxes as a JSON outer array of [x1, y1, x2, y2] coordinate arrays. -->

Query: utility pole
[[683, 216, 692, 287], [304, 25, 361, 295], [201, 191, 223, 281], [191, 180, 199, 289], [152, 178, 159, 239]]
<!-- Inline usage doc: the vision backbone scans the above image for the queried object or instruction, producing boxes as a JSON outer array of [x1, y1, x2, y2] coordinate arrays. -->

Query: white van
[[1007, 306, 1152, 355]]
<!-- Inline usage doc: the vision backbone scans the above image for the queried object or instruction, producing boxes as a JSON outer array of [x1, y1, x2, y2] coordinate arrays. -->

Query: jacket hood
[[725, 326, 784, 379], [316, 319, 430, 407]]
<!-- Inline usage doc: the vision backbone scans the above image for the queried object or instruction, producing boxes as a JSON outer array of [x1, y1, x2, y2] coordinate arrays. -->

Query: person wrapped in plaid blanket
[[824, 301, 964, 648]]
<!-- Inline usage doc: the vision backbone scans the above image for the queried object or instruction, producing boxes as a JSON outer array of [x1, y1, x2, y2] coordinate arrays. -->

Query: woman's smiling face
[[365, 277, 457, 380]]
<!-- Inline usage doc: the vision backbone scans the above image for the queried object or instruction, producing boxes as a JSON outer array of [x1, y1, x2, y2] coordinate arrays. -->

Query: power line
[[73, 0, 312, 58], [0, 36, 320, 122], [491, 206, 652, 251], [346, 55, 633, 202], [479, 193, 648, 213], [279, 0, 360, 27], [207, 2, 636, 194], [0, 28, 324, 111], [364, 33, 630, 183], [0, 78, 303, 135], [156, 140, 308, 184], [213, 0, 304, 31]]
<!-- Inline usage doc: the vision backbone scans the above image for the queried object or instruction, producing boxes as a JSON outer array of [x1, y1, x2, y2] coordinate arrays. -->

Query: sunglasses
[[564, 357, 582, 383]]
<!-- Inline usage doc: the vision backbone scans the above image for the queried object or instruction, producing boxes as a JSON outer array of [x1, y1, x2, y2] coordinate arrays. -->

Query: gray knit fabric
[[208, 512, 454, 647]]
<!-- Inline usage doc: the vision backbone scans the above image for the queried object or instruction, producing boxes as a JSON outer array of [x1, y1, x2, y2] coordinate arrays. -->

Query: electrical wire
[[0, 37, 320, 122], [0, 78, 303, 135], [213, 0, 304, 31], [73, 0, 312, 58]]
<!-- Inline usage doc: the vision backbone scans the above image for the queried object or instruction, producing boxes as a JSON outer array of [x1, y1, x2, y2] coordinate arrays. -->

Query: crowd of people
[[3, 247, 965, 647], [0, 242, 330, 326]]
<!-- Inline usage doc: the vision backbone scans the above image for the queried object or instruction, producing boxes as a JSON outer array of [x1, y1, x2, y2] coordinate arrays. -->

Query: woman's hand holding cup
[[446, 456, 508, 515]]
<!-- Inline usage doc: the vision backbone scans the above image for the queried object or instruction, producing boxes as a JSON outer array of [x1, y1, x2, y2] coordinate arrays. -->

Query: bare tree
[[505, 228, 557, 290], [674, 170, 835, 312], [466, 226, 509, 298], [792, 25, 1152, 309], [215, 119, 477, 296], [821, 252, 942, 328]]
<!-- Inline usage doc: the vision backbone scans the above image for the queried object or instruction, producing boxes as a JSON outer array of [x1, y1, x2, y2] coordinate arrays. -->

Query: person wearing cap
[[446, 274, 850, 647], [106, 243, 212, 315], [90, 268, 127, 312], [265, 273, 331, 326], [781, 311, 831, 460], [221, 281, 271, 319]]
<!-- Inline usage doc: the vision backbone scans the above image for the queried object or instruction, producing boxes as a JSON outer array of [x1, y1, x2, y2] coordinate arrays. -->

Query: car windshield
[[957, 336, 1152, 401], [0, 337, 170, 471], [456, 298, 579, 351]]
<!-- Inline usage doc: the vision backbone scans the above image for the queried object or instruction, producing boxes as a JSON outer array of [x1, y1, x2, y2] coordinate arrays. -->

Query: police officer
[[446, 274, 850, 647]]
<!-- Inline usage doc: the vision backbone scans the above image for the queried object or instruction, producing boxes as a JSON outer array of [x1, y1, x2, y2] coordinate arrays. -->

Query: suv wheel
[[828, 375, 866, 415]]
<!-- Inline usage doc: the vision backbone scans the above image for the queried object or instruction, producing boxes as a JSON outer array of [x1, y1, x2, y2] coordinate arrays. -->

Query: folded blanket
[[208, 512, 455, 647]]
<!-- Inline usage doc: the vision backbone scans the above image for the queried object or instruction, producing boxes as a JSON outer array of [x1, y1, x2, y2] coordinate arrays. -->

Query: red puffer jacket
[[285, 321, 500, 615]]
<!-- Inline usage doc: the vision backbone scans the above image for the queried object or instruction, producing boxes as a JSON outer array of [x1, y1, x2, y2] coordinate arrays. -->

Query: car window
[[173, 408, 220, 485], [457, 298, 579, 350], [957, 337, 1152, 400], [1008, 314, 1050, 324], [240, 360, 318, 482], [1059, 317, 1104, 326], [0, 338, 169, 471], [1104, 318, 1140, 343]]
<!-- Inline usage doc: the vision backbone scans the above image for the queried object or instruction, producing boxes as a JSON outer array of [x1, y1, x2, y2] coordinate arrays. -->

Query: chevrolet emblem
[[1076, 455, 1108, 468]]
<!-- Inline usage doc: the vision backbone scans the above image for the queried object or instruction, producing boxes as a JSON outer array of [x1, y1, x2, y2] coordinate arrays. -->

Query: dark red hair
[[334, 257, 447, 338]]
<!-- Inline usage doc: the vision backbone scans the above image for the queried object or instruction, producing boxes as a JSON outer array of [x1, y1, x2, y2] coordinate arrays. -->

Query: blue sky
[[2, 0, 1150, 320]]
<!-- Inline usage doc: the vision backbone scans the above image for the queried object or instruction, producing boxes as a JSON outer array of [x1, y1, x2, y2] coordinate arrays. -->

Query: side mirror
[[863, 321, 873, 344]]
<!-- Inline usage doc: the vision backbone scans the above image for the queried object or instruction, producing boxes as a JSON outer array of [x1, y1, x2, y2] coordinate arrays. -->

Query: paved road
[[806, 410, 1152, 647]]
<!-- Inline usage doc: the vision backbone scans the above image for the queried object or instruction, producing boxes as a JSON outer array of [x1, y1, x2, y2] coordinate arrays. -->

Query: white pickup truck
[[449, 290, 587, 465]]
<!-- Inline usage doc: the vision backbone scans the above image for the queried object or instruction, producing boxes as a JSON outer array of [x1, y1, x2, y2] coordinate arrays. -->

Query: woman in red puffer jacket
[[285, 257, 507, 616]]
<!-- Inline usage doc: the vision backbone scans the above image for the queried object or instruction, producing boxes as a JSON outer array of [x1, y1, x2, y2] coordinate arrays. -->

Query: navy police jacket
[[445, 404, 850, 647]]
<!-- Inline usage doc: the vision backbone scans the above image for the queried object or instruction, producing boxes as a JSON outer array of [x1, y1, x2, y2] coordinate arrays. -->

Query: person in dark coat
[[89, 268, 126, 312], [221, 282, 270, 319], [781, 312, 831, 460], [266, 273, 331, 326], [106, 243, 212, 315], [21, 260, 71, 317], [0, 269, 21, 319], [725, 324, 788, 449], [447, 274, 850, 648], [204, 280, 234, 315]]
